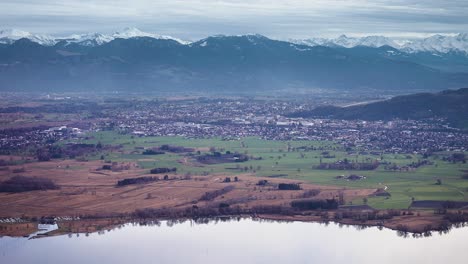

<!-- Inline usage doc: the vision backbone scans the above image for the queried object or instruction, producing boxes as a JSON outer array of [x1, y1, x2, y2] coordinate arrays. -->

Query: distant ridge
[[0, 27, 188, 46], [290, 33, 468, 54], [287, 88, 468, 129]]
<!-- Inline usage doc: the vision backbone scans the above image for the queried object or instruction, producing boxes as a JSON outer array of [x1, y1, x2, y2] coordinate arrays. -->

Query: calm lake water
[[1, 218, 468, 264]]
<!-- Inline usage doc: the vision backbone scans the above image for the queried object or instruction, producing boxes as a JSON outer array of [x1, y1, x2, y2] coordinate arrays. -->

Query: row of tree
[[117, 176, 159, 187], [150, 167, 177, 174], [0, 176, 58, 192]]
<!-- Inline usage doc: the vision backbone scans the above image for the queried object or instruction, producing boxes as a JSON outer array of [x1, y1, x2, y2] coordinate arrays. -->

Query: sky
[[1, 0, 467, 41]]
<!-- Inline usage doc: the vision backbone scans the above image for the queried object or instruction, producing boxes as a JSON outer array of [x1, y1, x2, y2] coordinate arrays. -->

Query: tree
[[338, 191, 345, 205]]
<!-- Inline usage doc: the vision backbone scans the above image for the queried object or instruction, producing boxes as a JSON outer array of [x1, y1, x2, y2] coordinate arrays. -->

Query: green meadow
[[78, 131, 468, 209]]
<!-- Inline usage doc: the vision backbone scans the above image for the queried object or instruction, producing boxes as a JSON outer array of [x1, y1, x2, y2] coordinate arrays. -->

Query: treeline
[[290, 199, 339, 210], [197, 152, 249, 164], [334, 209, 404, 222], [0, 176, 58, 192], [199, 186, 235, 201], [132, 203, 390, 222], [278, 183, 301, 190], [142, 149, 165, 155], [150, 167, 177, 174], [117, 176, 159, 187], [314, 161, 379, 170], [443, 153, 466, 163], [36, 143, 100, 161], [159, 145, 194, 153], [132, 204, 295, 220], [384, 159, 434, 171]]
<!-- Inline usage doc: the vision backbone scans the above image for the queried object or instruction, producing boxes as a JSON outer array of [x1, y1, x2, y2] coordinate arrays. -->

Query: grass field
[[73, 131, 468, 209]]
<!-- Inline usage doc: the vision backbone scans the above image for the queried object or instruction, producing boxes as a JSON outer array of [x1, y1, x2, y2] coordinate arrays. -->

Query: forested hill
[[287, 88, 468, 129]]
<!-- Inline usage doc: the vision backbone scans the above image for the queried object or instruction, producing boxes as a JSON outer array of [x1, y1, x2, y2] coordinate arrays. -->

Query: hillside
[[288, 88, 468, 128]]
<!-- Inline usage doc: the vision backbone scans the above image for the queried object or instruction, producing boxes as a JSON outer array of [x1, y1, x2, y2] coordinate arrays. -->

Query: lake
[[1, 218, 467, 264]]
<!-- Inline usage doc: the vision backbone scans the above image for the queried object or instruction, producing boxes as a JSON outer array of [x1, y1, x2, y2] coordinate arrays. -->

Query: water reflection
[[54, 216, 467, 239], [2, 218, 468, 264]]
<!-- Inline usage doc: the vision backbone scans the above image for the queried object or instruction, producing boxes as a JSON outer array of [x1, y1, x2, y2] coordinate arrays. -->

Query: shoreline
[[1, 208, 467, 238]]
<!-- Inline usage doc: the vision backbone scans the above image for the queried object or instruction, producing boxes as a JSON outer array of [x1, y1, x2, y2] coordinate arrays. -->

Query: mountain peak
[[57, 28, 189, 46], [0, 28, 56, 45], [112, 27, 189, 44], [113, 27, 153, 38], [0, 28, 30, 38]]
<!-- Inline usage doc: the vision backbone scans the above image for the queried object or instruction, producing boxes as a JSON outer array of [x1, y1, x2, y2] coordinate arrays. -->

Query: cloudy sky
[[1, 0, 467, 40]]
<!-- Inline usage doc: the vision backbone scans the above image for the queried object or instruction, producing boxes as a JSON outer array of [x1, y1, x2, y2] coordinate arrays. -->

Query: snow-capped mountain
[[402, 33, 468, 54], [291, 33, 468, 54], [355, 36, 400, 48], [112, 27, 188, 44], [58, 33, 114, 46], [0, 27, 188, 47], [60, 27, 189, 46], [190, 33, 272, 48], [0, 29, 57, 46], [2, 28, 468, 54], [291, 35, 400, 49], [289, 37, 329, 47]]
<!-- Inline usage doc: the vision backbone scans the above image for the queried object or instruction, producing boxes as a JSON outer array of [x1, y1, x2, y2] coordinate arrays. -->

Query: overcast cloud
[[1, 0, 467, 40]]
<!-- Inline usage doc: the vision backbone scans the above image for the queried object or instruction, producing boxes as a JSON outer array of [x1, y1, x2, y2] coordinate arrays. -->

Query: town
[[0, 96, 466, 155]]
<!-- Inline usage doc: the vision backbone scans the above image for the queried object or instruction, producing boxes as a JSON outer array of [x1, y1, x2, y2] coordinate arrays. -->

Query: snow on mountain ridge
[[111, 27, 189, 44], [59, 33, 114, 46], [0, 29, 57, 46], [292, 33, 468, 53], [0, 28, 189, 46], [402, 33, 468, 54], [1, 28, 467, 54], [291, 34, 400, 49]]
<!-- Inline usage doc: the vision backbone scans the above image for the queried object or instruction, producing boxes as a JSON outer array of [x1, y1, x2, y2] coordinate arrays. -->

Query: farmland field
[[72, 131, 468, 210]]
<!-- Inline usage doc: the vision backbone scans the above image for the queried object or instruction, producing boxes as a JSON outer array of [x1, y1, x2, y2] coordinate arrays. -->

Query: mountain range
[[2, 28, 468, 54], [0, 28, 188, 47], [290, 33, 468, 54], [0, 28, 468, 93]]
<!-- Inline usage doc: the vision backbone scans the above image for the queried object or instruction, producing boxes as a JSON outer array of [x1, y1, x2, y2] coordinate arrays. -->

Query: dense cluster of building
[[103, 99, 467, 153], [1, 98, 467, 154]]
